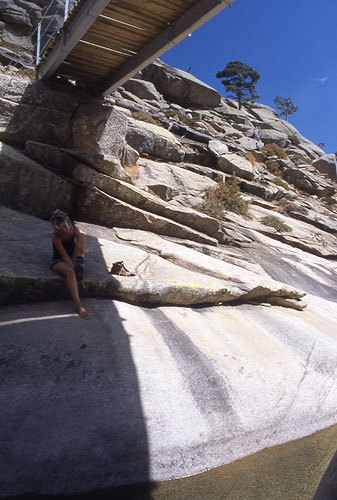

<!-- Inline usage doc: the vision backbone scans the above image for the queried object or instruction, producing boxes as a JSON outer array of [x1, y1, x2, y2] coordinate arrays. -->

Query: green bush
[[261, 215, 292, 232], [200, 174, 249, 218]]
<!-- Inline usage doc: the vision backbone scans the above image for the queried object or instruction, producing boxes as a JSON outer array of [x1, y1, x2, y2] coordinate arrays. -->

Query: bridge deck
[[37, 0, 233, 95]]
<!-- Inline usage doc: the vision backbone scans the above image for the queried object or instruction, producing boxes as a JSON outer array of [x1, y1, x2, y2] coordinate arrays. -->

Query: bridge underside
[[37, 0, 233, 96]]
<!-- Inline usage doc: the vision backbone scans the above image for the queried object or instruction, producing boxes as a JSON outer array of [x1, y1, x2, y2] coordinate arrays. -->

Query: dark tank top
[[52, 227, 76, 260]]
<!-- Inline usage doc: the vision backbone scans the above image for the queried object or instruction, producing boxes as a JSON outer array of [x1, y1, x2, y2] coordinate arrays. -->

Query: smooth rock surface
[[1, 206, 337, 498]]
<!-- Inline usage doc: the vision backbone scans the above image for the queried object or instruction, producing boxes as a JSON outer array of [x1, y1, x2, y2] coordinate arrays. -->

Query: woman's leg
[[52, 261, 90, 319]]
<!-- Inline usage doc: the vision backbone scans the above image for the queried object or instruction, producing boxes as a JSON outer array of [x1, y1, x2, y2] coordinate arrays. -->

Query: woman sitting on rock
[[50, 209, 90, 320]]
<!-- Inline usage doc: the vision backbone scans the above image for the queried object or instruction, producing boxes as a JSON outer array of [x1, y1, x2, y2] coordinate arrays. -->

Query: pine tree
[[273, 96, 298, 121], [216, 61, 260, 110]]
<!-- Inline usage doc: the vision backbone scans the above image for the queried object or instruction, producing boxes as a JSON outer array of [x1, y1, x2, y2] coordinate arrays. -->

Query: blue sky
[[161, 0, 337, 154]]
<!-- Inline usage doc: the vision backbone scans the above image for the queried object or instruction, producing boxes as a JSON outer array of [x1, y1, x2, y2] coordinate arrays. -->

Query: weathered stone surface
[[148, 183, 177, 201], [121, 143, 139, 167], [2, 194, 337, 495], [312, 153, 337, 179], [0, 99, 73, 147], [208, 139, 229, 156], [217, 152, 255, 180], [283, 166, 336, 197], [133, 158, 218, 208], [0, 46, 34, 68], [126, 120, 185, 162], [24, 141, 133, 182], [0, 0, 33, 28], [119, 89, 163, 113], [0, 207, 306, 308], [0, 75, 80, 109], [247, 103, 325, 159], [258, 128, 290, 147], [73, 163, 220, 238], [244, 203, 337, 259], [71, 103, 128, 159], [239, 136, 263, 150], [0, 143, 73, 218], [64, 148, 133, 181], [123, 78, 163, 101], [142, 60, 221, 108], [75, 186, 218, 245], [24, 141, 76, 177], [240, 178, 287, 200], [219, 98, 251, 124]]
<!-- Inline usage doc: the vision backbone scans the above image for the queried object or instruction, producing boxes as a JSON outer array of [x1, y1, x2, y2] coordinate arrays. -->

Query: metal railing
[[36, 0, 78, 65]]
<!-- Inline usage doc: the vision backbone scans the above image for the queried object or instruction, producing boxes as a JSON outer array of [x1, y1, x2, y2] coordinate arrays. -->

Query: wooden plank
[[67, 46, 128, 66], [87, 17, 153, 38], [84, 22, 152, 43], [112, 0, 189, 18], [82, 26, 151, 51], [97, 13, 148, 34], [102, 4, 172, 28], [72, 45, 132, 62], [99, 10, 162, 32], [68, 41, 125, 57], [80, 38, 140, 56], [65, 53, 123, 69]]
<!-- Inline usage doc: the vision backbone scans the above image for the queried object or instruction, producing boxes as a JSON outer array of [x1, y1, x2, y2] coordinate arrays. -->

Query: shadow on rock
[[0, 299, 154, 498]]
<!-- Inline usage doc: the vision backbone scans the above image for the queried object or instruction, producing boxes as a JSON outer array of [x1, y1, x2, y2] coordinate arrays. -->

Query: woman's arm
[[52, 234, 74, 267], [74, 226, 87, 255]]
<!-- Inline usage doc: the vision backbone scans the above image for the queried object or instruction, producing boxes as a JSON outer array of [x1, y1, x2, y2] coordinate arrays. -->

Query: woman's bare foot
[[77, 305, 90, 319]]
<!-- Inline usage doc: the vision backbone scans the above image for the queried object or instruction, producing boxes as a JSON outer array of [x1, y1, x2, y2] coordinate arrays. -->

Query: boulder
[[0, 76, 80, 109], [118, 90, 163, 113], [240, 179, 287, 201], [312, 154, 337, 180], [63, 148, 133, 181], [142, 60, 221, 108], [73, 164, 220, 238], [0, 46, 34, 68], [283, 166, 336, 197], [147, 184, 177, 201], [71, 103, 128, 160], [24, 141, 76, 177], [217, 153, 255, 180], [258, 129, 290, 148], [239, 136, 263, 150], [126, 121, 185, 162], [76, 185, 218, 246], [122, 78, 163, 101], [0, 142, 73, 218], [0, 1, 32, 28], [208, 139, 229, 156], [286, 147, 313, 165], [24, 142, 133, 182], [0, 97, 73, 147], [219, 98, 251, 124], [247, 103, 326, 158], [134, 158, 218, 208]]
